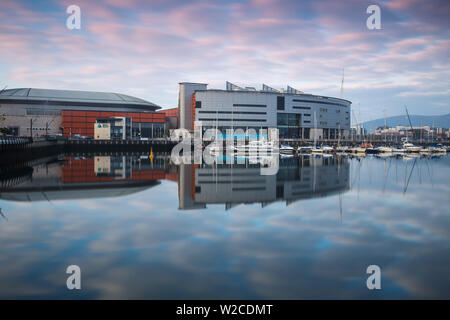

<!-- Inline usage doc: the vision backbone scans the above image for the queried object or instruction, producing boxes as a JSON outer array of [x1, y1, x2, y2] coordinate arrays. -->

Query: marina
[[0, 0, 449, 309]]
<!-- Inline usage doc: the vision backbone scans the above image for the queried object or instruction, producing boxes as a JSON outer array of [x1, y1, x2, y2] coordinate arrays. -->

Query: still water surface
[[0, 153, 449, 299]]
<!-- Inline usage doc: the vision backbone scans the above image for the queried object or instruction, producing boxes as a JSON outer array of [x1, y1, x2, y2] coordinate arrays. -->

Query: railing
[[0, 136, 31, 144]]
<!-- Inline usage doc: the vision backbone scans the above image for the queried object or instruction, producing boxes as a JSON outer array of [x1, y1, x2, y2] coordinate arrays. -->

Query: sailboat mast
[[314, 110, 317, 147]]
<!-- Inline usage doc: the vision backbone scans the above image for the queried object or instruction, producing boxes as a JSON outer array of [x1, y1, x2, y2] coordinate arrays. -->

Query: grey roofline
[[179, 82, 208, 85], [0, 88, 161, 111], [193, 89, 352, 104]]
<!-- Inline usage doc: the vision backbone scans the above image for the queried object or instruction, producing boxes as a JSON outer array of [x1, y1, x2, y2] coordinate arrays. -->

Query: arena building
[[0, 88, 170, 139], [179, 82, 352, 139]]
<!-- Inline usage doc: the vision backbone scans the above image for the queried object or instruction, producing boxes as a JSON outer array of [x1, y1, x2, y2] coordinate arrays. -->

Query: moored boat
[[280, 144, 295, 154], [311, 145, 324, 153], [297, 146, 313, 153], [321, 145, 334, 153], [377, 146, 393, 153], [403, 142, 422, 153], [392, 147, 407, 153]]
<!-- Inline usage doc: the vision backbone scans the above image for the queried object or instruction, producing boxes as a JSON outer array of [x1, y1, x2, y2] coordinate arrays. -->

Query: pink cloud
[[0, 0, 448, 118]]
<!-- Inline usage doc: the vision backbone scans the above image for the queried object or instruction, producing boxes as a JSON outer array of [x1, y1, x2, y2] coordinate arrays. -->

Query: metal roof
[[0, 88, 161, 111]]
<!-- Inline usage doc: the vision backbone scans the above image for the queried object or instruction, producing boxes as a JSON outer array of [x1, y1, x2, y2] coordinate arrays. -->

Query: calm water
[[0, 152, 449, 299]]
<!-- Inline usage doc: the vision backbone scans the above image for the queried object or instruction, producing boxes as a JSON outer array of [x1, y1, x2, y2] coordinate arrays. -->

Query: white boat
[[280, 144, 295, 154], [376, 152, 393, 158], [404, 153, 420, 159], [321, 145, 334, 153], [311, 146, 324, 153], [403, 142, 422, 152], [335, 146, 349, 152], [280, 153, 294, 158], [235, 140, 274, 154], [377, 146, 393, 153], [420, 148, 433, 153], [431, 144, 447, 153], [392, 147, 407, 153], [297, 146, 313, 153]]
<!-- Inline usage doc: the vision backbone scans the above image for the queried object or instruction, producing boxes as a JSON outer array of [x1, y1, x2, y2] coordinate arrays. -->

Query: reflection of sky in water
[[0, 155, 449, 299]]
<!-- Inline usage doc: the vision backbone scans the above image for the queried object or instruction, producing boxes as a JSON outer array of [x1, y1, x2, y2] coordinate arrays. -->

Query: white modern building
[[179, 82, 351, 139]]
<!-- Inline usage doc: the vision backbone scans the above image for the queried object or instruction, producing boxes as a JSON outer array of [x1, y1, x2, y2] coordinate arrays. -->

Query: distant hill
[[361, 114, 450, 132]]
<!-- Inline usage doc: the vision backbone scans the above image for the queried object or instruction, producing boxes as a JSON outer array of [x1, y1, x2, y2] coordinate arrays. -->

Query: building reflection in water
[[0, 153, 350, 207], [179, 156, 350, 210], [0, 153, 169, 202]]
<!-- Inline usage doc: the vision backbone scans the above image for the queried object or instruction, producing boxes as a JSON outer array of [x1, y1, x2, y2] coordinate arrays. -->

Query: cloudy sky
[[0, 0, 449, 122]]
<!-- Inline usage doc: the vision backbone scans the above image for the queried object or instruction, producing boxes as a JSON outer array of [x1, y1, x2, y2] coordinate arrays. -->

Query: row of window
[[26, 127, 49, 131], [26, 109, 61, 116], [196, 101, 268, 109], [292, 99, 348, 108], [197, 118, 266, 122], [198, 111, 266, 115], [293, 106, 311, 110]]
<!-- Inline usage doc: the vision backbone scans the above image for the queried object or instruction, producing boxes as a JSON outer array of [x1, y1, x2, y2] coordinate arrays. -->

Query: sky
[[0, 0, 449, 122]]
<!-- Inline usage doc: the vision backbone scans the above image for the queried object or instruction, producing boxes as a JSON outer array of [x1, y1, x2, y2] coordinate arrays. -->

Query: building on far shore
[[374, 125, 450, 141], [0, 88, 176, 139], [178, 81, 352, 140]]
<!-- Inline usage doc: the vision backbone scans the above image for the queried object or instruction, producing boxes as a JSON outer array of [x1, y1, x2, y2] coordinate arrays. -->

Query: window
[[198, 111, 266, 115], [195, 101, 201, 108], [288, 113, 301, 126], [277, 113, 288, 126], [293, 106, 311, 110], [197, 118, 266, 122], [277, 113, 301, 138], [233, 104, 266, 108], [277, 96, 285, 110]]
